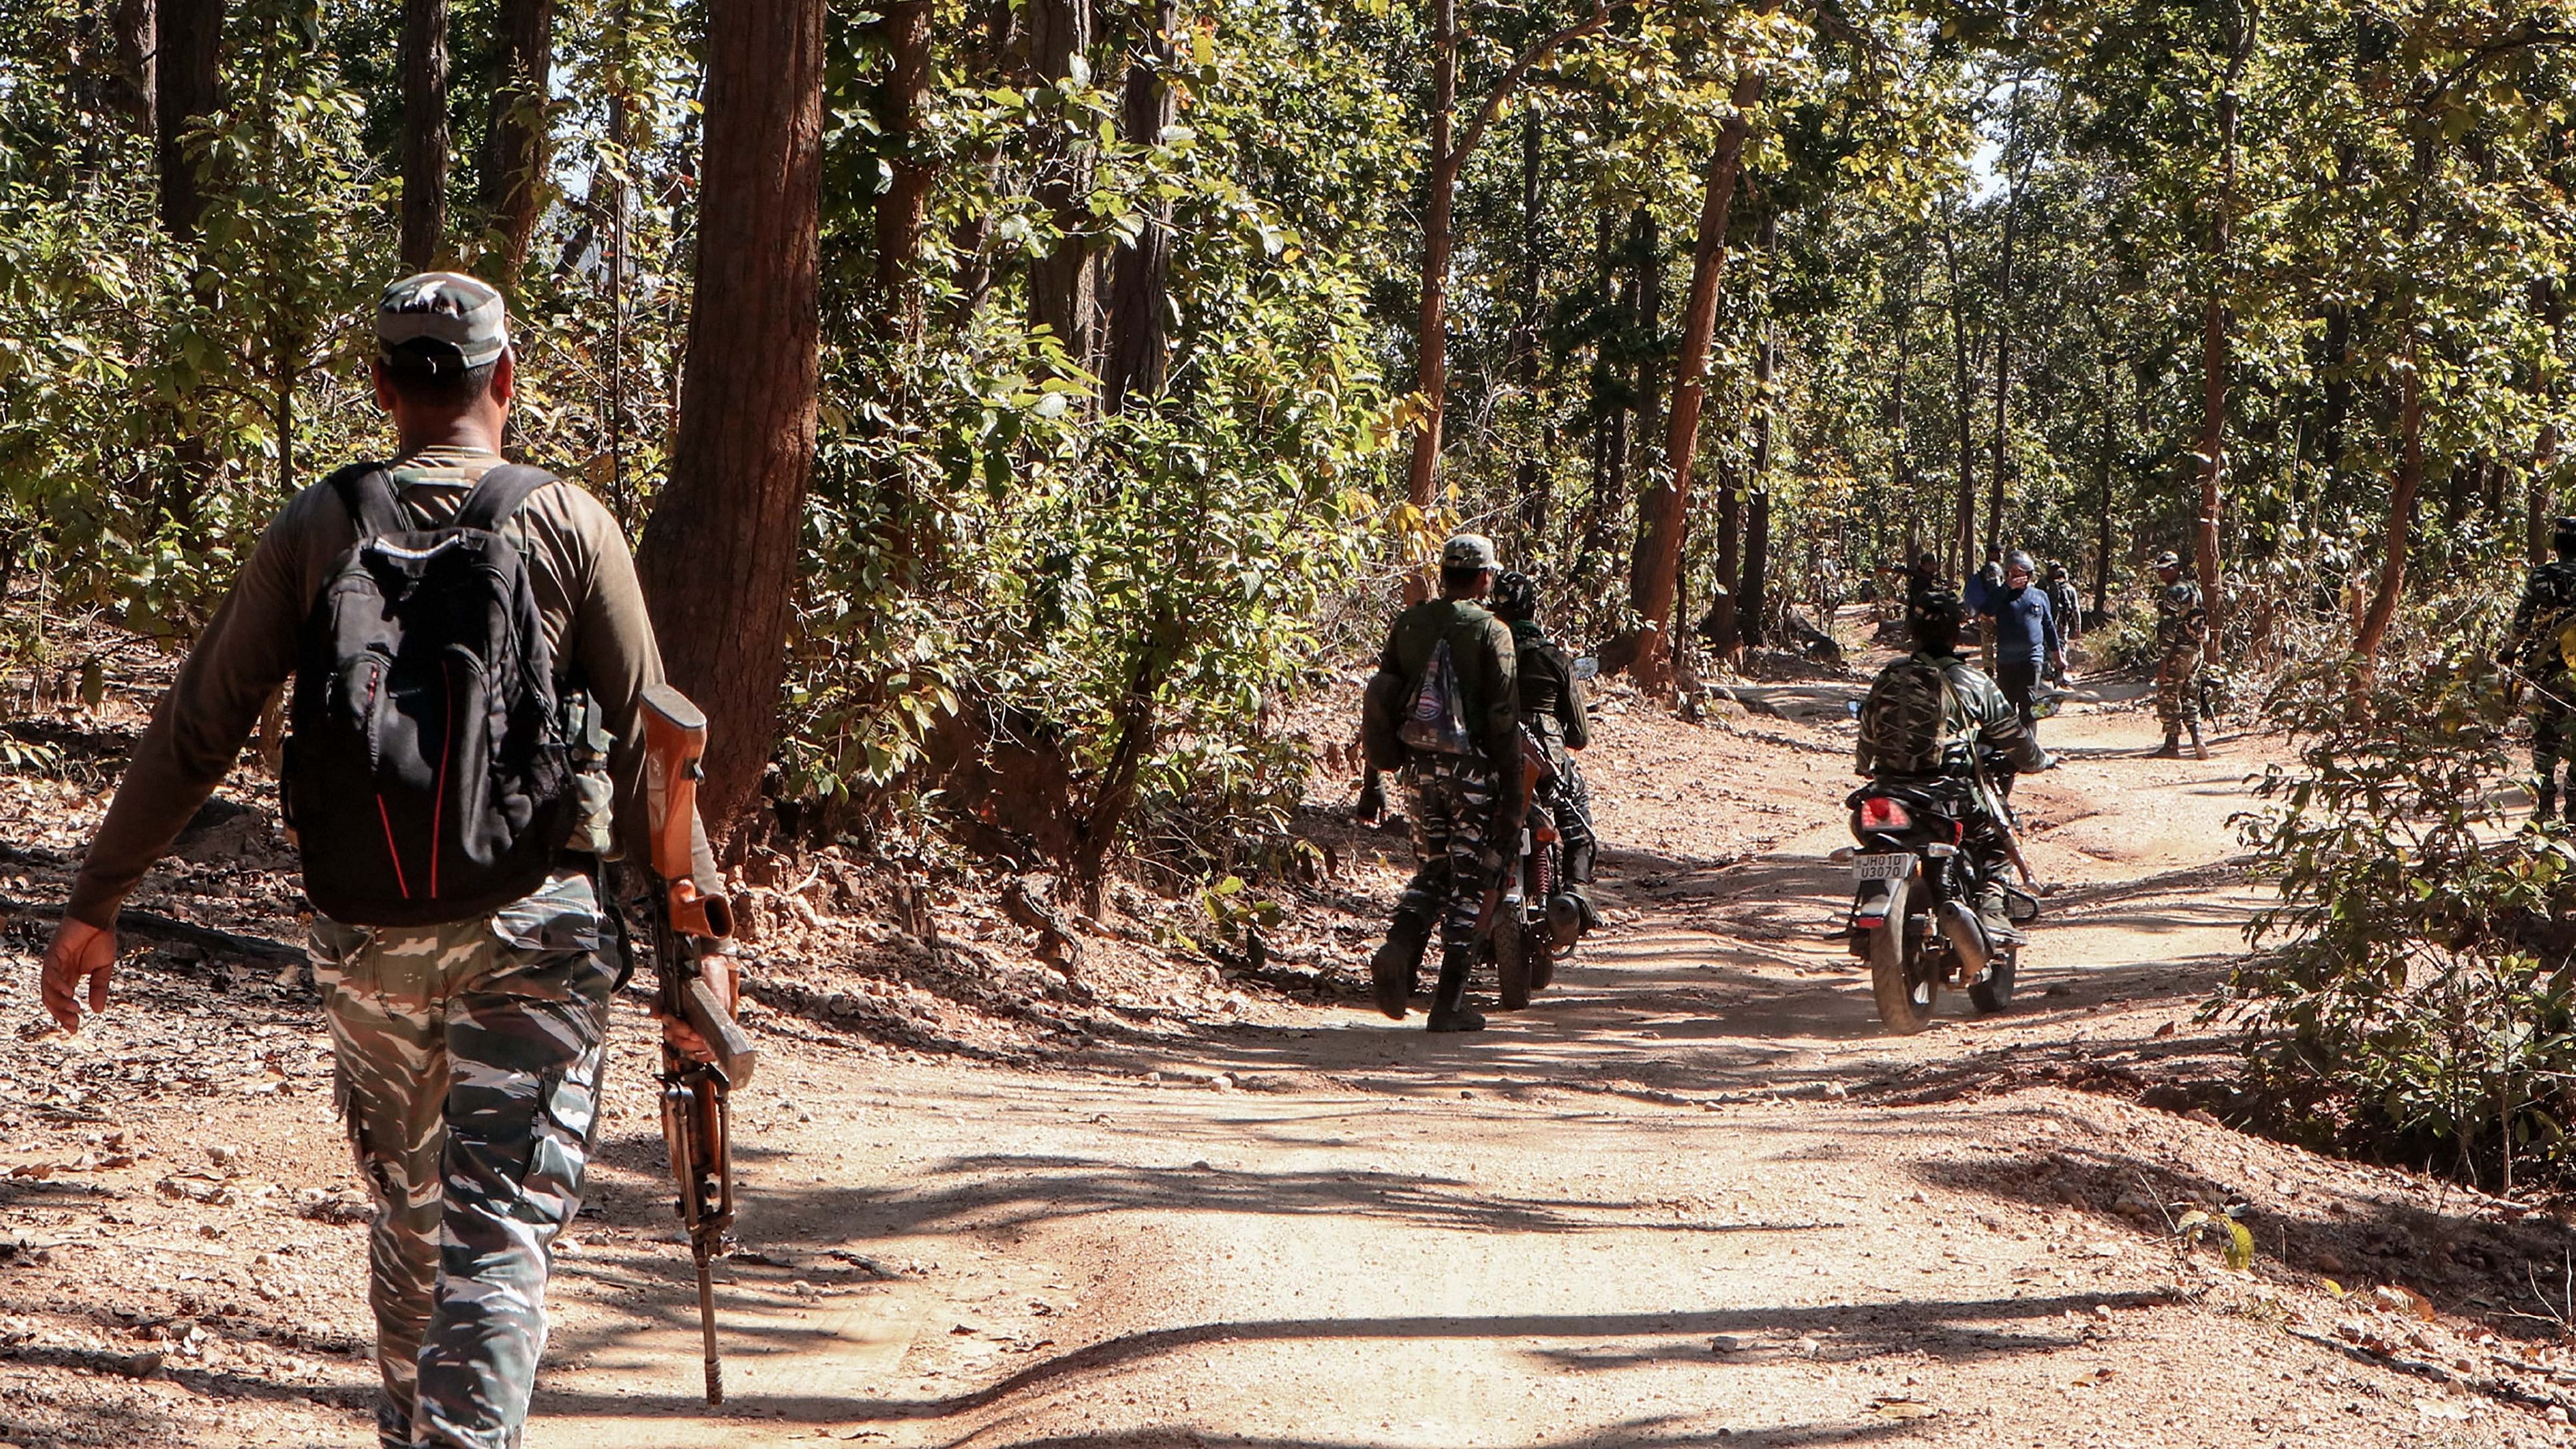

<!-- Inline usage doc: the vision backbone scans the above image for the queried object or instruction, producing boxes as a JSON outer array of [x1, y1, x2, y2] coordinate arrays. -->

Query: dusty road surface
[[11, 666, 2576, 1448]]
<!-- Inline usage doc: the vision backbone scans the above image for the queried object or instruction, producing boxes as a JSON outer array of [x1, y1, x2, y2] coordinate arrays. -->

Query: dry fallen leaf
[[1871, 1396, 1937, 1420]]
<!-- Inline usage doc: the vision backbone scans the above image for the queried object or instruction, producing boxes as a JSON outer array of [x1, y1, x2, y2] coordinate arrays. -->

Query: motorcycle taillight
[[1858, 797, 1910, 831]]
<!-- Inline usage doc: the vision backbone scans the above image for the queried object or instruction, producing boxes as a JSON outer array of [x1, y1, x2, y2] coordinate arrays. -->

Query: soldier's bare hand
[[652, 1001, 717, 1064], [40, 918, 116, 1033]]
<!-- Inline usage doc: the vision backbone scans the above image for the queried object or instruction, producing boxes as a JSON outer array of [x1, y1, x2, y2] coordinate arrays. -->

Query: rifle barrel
[[698, 1250, 723, 1404]]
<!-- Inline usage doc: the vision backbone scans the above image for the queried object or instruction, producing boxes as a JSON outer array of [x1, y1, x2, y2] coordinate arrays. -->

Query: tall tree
[[109, 0, 153, 136], [636, 0, 827, 840], [399, 0, 451, 268], [1986, 83, 2026, 557], [1626, 4, 1771, 688], [1405, 0, 1621, 515], [1028, 0, 1096, 365], [872, 0, 937, 339], [1103, 0, 1179, 411], [1940, 204, 1975, 572], [155, 0, 222, 238], [478, 0, 554, 289], [2191, 4, 2255, 664]]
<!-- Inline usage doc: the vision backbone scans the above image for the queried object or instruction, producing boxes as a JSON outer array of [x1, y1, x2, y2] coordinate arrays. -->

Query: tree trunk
[[2354, 364, 2424, 669], [1987, 140, 2019, 558], [2535, 423, 2561, 566], [1626, 13, 1769, 687], [2532, 276, 2566, 564], [155, 0, 222, 238], [1742, 487, 1771, 649], [1940, 212, 1975, 574], [1103, 0, 1178, 411], [110, 0, 154, 135], [2194, 11, 2253, 665], [1404, 0, 1460, 518], [478, 0, 554, 291], [635, 0, 827, 843], [2354, 361, 2424, 669], [1706, 471, 1741, 654], [872, 0, 936, 338], [1634, 206, 1664, 470], [400, 0, 452, 269], [1028, 0, 1097, 367], [2094, 350, 2116, 618], [1512, 107, 1547, 540]]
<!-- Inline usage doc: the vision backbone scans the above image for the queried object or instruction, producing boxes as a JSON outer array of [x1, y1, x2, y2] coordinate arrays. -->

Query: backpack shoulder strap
[[454, 464, 558, 534], [329, 465, 407, 540]]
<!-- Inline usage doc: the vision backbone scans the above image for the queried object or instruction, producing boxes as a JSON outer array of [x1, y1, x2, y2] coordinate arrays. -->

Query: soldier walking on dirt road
[[38, 272, 723, 1449], [1360, 534, 1519, 1033], [2502, 517, 2576, 821], [2149, 550, 2209, 760]]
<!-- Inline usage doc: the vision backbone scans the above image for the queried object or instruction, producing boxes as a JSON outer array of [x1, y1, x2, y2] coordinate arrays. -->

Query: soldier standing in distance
[[2149, 550, 2209, 759], [38, 274, 723, 1449], [1363, 534, 1519, 1032], [2043, 562, 2082, 684], [2501, 517, 2576, 821]]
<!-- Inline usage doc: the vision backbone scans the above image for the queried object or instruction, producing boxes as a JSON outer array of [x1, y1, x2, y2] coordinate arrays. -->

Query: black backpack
[[282, 464, 571, 926]]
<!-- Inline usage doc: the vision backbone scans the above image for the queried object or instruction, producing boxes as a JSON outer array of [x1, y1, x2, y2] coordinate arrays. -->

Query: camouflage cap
[[2149, 550, 2182, 572], [1441, 533, 1499, 572], [376, 272, 508, 370]]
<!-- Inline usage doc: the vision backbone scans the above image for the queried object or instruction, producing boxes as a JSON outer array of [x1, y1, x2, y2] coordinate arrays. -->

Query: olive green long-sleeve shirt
[[1376, 597, 1519, 776], [69, 447, 717, 929]]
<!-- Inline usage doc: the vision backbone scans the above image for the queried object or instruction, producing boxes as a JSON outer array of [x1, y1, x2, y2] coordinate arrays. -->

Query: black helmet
[[2554, 516, 2576, 556], [1491, 569, 1537, 621], [2046, 561, 2069, 580]]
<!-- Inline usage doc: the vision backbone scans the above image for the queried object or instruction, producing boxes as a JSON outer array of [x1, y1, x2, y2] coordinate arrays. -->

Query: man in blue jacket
[[1972, 550, 2062, 735]]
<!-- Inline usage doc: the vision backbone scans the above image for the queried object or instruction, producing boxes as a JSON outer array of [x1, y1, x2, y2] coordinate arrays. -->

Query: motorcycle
[[1483, 658, 1600, 1010], [1843, 759, 2040, 1034]]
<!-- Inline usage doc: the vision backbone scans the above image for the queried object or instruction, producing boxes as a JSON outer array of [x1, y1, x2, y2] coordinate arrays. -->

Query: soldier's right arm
[[67, 493, 322, 929]]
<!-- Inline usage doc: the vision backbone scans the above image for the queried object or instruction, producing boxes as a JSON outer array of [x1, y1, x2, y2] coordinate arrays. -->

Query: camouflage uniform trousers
[[2534, 671, 2576, 793], [2153, 644, 2204, 730], [1396, 755, 1501, 949], [310, 868, 614, 1449]]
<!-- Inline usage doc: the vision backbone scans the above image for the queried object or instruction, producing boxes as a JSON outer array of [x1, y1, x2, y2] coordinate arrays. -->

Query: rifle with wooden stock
[[640, 685, 757, 1405]]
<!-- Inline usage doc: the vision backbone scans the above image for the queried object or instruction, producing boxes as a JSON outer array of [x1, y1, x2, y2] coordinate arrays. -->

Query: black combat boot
[[1425, 945, 1487, 1033], [1976, 884, 2024, 949], [2151, 729, 2181, 759], [1370, 905, 1433, 1021], [2187, 719, 2209, 761]]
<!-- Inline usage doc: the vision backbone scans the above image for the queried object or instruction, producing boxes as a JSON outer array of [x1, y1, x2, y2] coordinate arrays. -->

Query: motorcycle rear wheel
[[1869, 881, 1937, 1034], [1968, 943, 2018, 1014], [1495, 920, 1534, 1010]]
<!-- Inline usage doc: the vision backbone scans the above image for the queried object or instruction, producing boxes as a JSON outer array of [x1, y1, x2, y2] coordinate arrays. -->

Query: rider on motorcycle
[[1854, 588, 2051, 944], [1490, 570, 1600, 931]]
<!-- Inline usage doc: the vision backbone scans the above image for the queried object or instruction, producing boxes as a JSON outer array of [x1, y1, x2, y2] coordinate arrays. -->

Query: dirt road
[[512, 688, 2551, 1448], [8, 675, 2573, 1447]]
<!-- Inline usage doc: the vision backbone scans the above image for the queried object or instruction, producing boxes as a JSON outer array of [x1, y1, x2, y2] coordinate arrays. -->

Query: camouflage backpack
[[1857, 654, 1959, 777]]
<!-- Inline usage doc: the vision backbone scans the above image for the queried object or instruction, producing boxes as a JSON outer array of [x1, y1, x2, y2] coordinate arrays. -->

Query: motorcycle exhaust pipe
[[1935, 901, 1991, 974]]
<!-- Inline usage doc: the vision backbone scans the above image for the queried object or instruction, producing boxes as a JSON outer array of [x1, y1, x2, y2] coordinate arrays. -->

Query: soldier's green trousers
[[1398, 755, 1501, 948], [2534, 673, 2575, 799], [2154, 647, 2203, 731], [310, 869, 613, 1449]]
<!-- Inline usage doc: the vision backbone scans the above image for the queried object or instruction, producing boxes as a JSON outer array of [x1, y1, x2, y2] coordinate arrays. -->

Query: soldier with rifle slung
[[2501, 516, 2576, 822], [37, 273, 740, 1447], [2149, 550, 2210, 760], [1358, 534, 1519, 1032]]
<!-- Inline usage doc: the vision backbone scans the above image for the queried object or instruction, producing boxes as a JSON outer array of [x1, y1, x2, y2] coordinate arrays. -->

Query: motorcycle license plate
[[1852, 853, 1913, 883]]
